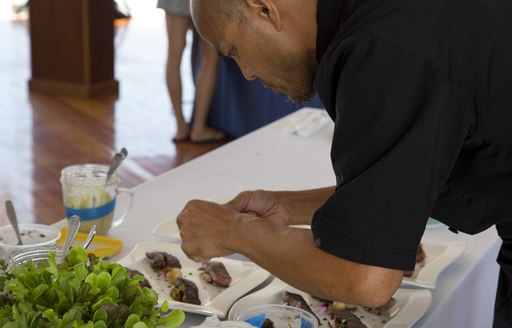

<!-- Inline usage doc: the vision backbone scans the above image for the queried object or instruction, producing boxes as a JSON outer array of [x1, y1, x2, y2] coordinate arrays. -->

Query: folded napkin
[[284, 110, 331, 137]]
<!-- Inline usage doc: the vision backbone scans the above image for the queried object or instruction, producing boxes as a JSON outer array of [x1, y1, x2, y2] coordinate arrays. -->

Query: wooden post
[[28, 0, 119, 97]]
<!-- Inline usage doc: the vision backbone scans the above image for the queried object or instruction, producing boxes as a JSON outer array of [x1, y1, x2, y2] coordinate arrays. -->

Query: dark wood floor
[[0, 4, 230, 226]]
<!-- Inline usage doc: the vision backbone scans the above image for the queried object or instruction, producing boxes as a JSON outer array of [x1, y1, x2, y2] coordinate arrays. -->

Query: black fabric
[[494, 221, 512, 327], [315, 0, 346, 63], [493, 270, 512, 328], [311, 0, 512, 270]]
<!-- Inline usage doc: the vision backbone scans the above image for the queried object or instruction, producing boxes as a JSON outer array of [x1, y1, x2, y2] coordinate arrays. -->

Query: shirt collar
[[316, 0, 347, 62]]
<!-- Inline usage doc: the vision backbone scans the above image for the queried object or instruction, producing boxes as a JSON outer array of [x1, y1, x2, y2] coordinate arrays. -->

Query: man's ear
[[245, 0, 282, 30]]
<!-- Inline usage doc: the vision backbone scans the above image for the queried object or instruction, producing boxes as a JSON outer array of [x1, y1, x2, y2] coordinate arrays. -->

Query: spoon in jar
[[58, 215, 81, 264], [105, 147, 128, 185], [5, 200, 22, 245]]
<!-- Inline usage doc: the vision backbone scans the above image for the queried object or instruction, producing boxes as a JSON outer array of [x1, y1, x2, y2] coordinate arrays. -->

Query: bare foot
[[173, 122, 190, 142], [190, 126, 226, 143]]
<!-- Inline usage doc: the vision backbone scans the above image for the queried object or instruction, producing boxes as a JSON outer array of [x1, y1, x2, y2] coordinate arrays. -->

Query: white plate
[[228, 278, 432, 328], [117, 242, 271, 318], [401, 239, 466, 289], [426, 218, 443, 228], [153, 219, 181, 241]]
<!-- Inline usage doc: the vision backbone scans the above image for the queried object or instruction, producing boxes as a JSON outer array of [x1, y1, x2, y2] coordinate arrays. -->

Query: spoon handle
[[83, 225, 96, 249], [5, 200, 22, 245], [106, 147, 128, 184], [58, 215, 81, 264]]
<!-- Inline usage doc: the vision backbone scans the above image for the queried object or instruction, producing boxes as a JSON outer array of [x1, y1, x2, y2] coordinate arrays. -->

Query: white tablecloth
[[68, 108, 500, 327]]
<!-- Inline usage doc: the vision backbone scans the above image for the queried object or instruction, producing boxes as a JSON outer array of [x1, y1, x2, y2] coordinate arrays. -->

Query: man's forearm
[[228, 216, 402, 307], [276, 186, 335, 225]]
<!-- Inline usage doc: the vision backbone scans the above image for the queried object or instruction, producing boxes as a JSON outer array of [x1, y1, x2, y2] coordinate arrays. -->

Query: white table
[[79, 108, 500, 327]]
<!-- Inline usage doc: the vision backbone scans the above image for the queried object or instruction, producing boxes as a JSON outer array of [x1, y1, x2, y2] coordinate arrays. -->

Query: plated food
[[228, 278, 432, 328], [401, 239, 466, 289], [403, 243, 426, 278], [117, 242, 271, 318], [145, 250, 233, 306]]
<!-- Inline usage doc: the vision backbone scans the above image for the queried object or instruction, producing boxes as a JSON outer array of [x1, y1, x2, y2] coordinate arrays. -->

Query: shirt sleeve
[[312, 35, 474, 270]]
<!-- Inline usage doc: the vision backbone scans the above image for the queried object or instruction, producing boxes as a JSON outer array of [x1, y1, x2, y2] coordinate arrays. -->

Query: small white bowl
[[0, 223, 61, 262], [234, 304, 319, 328], [191, 315, 254, 328]]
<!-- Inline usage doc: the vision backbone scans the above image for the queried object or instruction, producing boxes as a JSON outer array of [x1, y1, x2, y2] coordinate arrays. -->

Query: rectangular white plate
[[228, 278, 432, 328], [117, 242, 271, 318], [401, 239, 466, 289]]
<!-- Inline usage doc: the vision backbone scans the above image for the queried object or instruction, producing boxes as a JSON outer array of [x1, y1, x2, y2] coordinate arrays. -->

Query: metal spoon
[[58, 215, 81, 264], [83, 225, 96, 249], [105, 147, 128, 184], [5, 200, 22, 245]]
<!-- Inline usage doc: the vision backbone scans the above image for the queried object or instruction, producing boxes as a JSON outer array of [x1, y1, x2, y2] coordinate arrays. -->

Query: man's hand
[[177, 199, 251, 261], [225, 187, 335, 226], [225, 190, 293, 225]]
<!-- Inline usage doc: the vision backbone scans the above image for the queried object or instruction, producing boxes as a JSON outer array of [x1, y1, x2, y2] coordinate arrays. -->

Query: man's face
[[192, 4, 317, 103]]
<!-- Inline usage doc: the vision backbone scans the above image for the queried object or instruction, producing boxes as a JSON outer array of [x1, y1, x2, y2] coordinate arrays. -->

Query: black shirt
[[311, 0, 512, 270]]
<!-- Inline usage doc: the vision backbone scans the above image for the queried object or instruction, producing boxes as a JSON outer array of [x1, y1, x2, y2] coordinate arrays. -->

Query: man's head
[[191, 0, 318, 103]]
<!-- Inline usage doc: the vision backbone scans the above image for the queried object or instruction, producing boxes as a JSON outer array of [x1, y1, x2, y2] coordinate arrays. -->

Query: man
[[177, 0, 512, 325]]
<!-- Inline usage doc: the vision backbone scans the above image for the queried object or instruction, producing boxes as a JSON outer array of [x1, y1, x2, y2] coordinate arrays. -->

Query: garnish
[[0, 247, 185, 327]]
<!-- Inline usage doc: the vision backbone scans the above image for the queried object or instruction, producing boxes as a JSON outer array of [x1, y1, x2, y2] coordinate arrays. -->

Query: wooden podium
[[29, 0, 119, 97]]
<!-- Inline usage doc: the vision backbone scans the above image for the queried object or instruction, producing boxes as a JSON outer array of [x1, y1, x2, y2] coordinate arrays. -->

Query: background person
[[157, 0, 225, 143]]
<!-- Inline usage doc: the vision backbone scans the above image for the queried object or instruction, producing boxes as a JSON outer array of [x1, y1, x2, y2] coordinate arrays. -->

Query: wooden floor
[[0, 2, 231, 227]]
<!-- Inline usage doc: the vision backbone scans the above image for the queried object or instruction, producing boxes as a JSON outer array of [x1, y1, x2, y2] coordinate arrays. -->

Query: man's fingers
[[180, 242, 210, 262]]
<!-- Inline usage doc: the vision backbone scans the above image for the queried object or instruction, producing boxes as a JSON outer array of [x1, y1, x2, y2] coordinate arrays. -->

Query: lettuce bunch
[[0, 247, 185, 328]]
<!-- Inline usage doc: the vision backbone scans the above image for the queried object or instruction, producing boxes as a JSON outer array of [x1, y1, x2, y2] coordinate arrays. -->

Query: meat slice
[[329, 309, 368, 328], [170, 278, 201, 305], [363, 297, 397, 315], [404, 243, 427, 277], [415, 243, 426, 262], [282, 291, 320, 324], [198, 261, 232, 287], [145, 251, 181, 270]]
